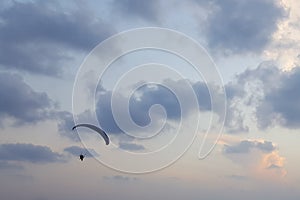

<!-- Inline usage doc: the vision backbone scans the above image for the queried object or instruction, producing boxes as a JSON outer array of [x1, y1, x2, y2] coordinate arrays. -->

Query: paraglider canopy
[[72, 124, 110, 145]]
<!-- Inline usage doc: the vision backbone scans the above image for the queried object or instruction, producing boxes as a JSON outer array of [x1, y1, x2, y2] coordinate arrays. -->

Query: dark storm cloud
[[0, 0, 113, 76], [112, 0, 161, 22], [64, 146, 96, 158], [0, 72, 55, 126], [203, 0, 286, 54], [223, 140, 276, 154], [118, 142, 145, 151], [0, 143, 64, 163]]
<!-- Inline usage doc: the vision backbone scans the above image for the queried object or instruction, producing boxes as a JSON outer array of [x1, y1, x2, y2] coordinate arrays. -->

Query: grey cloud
[[103, 175, 138, 182], [256, 141, 276, 152], [260, 67, 300, 128], [230, 63, 300, 129], [225, 83, 245, 100], [0, 72, 55, 126], [112, 0, 161, 23], [224, 140, 254, 154], [192, 82, 212, 110], [226, 174, 248, 181], [129, 84, 181, 126], [96, 90, 124, 134], [267, 164, 283, 170], [57, 109, 104, 142], [215, 81, 248, 133], [0, 1, 113, 76], [62, 83, 180, 137], [0, 143, 64, 163], [57, 111, 78, 141], [118, 142, 145, 151], [235, 62, 281, 93], [224, 140, 276, 154], [224, 104, 249, 134], [68, 77, 246, 136], [96, 83, 181, 133], [63, 146, 97, 158], [0, 161, 24, 170], [96, 80, 212, 134], [203, 0, 286, 54], [221, 63, 280, 131], [3, 173, 34, 182]]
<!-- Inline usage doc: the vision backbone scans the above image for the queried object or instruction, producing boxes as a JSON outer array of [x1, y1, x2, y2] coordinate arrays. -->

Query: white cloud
[[263, 0, 300, 70]]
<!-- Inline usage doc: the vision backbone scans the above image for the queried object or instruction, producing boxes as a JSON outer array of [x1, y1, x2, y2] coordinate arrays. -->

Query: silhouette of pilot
[[79, 154, 85, 161]]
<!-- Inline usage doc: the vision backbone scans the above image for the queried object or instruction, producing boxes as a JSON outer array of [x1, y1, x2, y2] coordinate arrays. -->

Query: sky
[[0, 0, 300, 199]]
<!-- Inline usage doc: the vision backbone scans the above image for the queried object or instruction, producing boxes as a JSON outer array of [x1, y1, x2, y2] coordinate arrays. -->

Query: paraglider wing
[[72, 124, 110, 145]]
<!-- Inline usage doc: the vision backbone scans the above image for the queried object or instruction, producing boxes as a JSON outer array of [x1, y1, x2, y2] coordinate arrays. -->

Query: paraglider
[[72, 123, 110, 145]]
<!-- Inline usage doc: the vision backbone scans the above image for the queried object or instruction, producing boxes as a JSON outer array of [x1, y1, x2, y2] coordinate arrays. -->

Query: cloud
[[225, 83, 245, 100], [259, 67, 300, 128], [96, 80, 213, 134], [103, 175, 138, 182], [129, 83, 181, 126], [0, 143, 65, 164], [192, 81, 212, 110], [224, 104, 249, 134], [256, 140, 277, 152], [267, 164, 282, 169], [118, 142, 145, 151], [0, 161, 24, 170], [96, 90, 125, 134], [226, 174, 248, 181], [69, 75, 257, 136], [0, 1, 113, 76], [224, 140, 276, 154], [223, 139, 286, 178], [203, 0, 286, 54], [262, 151, 287, 177], [0, 72, 55, 126], [228, 63, 300, 129], [57, 111, 79, 141], [63, 146, 97, 158], [214, 79, 248, 133], [112, 0, 161, 23], [224, 140, 254, 154], [57, 109, 112, 142], [67, 78, 230, 144], [263, 0, 300, 71]]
